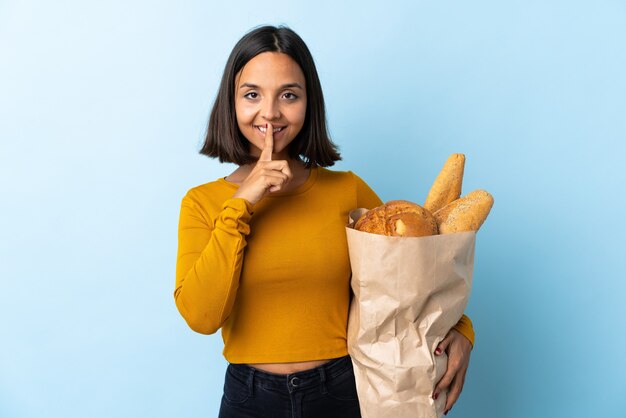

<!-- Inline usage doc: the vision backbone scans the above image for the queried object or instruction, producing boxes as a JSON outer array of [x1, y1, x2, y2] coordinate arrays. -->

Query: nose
[[261, 97, 281, 121]]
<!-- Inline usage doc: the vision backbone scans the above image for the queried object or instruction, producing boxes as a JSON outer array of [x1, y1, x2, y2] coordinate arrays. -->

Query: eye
[[243, 92, 259, 100], [282, 92, 298, 100]]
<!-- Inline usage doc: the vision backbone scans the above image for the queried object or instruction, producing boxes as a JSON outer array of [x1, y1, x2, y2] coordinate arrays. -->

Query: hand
[[432, 328, 473, 415], [232, 122, 293, 205]]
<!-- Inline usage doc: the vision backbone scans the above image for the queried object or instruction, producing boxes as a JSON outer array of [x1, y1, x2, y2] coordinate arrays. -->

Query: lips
[[256, 125, 286, 134]]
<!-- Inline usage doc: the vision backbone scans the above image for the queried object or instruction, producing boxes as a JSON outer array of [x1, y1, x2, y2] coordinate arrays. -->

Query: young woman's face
[[234, 52, 307, 159]]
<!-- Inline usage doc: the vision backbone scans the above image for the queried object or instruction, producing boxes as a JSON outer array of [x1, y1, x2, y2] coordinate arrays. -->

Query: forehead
[[236, 52, 305, 87]]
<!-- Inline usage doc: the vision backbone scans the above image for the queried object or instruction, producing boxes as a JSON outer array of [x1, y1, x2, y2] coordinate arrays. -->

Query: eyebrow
[[239, 82, 304, 90]]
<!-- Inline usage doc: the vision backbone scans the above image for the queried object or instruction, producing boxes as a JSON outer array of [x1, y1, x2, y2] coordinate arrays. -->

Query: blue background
[[1, 1, 625, 417]]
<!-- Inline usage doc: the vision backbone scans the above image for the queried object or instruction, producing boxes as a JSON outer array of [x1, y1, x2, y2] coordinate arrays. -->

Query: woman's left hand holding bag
[[432, 329, 473, 415]]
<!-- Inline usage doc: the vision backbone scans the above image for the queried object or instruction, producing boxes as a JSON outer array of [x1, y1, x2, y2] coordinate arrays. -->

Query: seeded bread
[[434, 190, 494, 234]]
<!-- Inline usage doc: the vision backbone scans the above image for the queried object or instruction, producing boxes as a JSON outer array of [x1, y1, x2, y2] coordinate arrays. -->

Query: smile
[[256, 125, 286, 133]]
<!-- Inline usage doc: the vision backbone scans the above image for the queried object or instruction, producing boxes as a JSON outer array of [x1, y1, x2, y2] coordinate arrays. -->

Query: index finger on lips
[[259, 122, 274, 162]]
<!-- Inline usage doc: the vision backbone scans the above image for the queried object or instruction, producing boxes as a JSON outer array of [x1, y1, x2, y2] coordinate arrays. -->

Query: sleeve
[[173, 193, 253, 335], [452, 314, 475, 348], [351, 171, 383, 209]]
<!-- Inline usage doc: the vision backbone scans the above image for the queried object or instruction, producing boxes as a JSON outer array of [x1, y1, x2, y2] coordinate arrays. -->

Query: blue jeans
[[218, 355, 362, 418]]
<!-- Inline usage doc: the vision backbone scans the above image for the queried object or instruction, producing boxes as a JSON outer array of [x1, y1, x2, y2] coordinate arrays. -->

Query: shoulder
[[180, 178, 237, 218], [314, 167, 381, 208], [316, 167, 364, 187], [317, 168, 377, 194]]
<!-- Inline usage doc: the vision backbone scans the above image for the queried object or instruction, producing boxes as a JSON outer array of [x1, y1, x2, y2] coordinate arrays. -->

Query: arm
[[174, 126, 291, 334], [173, 194, 253, 335]]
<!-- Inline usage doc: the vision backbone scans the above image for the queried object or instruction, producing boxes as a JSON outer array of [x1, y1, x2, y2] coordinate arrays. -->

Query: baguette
[[434, 189, 494, 234], [424, 154, 465, 213]]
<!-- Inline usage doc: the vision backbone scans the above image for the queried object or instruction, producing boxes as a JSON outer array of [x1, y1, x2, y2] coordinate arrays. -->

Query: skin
[[225, 52, 473, 413], [228, 52, 309, 203], [433, 329, 473, 415]]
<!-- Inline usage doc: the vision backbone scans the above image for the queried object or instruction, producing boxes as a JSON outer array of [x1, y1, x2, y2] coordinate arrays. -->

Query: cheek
[[292, 103, 307, 127], [235, 104, 255, 127]]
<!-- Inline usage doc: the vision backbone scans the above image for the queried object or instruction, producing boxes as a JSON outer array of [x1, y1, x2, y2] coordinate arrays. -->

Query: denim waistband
[[228, 355, 353, 393]]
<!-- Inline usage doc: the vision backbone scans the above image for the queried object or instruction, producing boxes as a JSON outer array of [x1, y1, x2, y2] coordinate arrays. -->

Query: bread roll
[[424, 154, 465, 213], [354, 205, 386, 235], [354, 200, 438, 237], [434, 190, 494, 234]]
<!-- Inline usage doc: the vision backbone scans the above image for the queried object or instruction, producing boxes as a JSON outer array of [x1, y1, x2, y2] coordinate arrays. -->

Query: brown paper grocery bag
[[346, 209, 475, 418]]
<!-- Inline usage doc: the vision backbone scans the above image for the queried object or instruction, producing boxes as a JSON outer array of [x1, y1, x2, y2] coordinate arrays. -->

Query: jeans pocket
[[222, 366, 251, 404], [325, 366, 359, 401]]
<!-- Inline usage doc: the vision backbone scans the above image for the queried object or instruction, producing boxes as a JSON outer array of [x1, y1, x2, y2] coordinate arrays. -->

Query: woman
[[174, 25, 474, 417]]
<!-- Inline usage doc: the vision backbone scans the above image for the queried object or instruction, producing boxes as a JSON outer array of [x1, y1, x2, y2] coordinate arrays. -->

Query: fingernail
[[435, 348, 442, 354]]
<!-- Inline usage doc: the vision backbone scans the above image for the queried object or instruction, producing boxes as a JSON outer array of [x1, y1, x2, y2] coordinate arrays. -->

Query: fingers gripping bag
[[346, 207, 476, 418]]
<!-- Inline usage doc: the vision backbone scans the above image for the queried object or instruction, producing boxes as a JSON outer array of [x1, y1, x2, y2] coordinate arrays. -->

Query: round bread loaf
[[354, 200, 438, 237]]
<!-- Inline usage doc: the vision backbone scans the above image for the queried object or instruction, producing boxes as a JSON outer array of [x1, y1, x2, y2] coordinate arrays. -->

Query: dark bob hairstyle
[[200, 25, 341, 167]]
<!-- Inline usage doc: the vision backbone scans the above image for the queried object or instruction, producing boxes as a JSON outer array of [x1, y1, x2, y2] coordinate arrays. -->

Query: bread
[[424, 154, 465, 213], [354, 200, 438, 237], [354, 154, 493, 237], [434, 190, 494, 234]]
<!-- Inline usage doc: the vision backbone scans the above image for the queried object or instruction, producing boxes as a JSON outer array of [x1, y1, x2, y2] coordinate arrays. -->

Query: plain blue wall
[[1, 1, 625, 417]]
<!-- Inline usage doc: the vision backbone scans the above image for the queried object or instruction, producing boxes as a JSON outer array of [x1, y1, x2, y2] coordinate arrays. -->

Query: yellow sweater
[[174, 167, 474, 363]]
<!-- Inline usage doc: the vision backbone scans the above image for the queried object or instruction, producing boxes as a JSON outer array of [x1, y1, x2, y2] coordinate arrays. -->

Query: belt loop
[[318, 365, 328, 394], [247, 368, 255, 399]]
